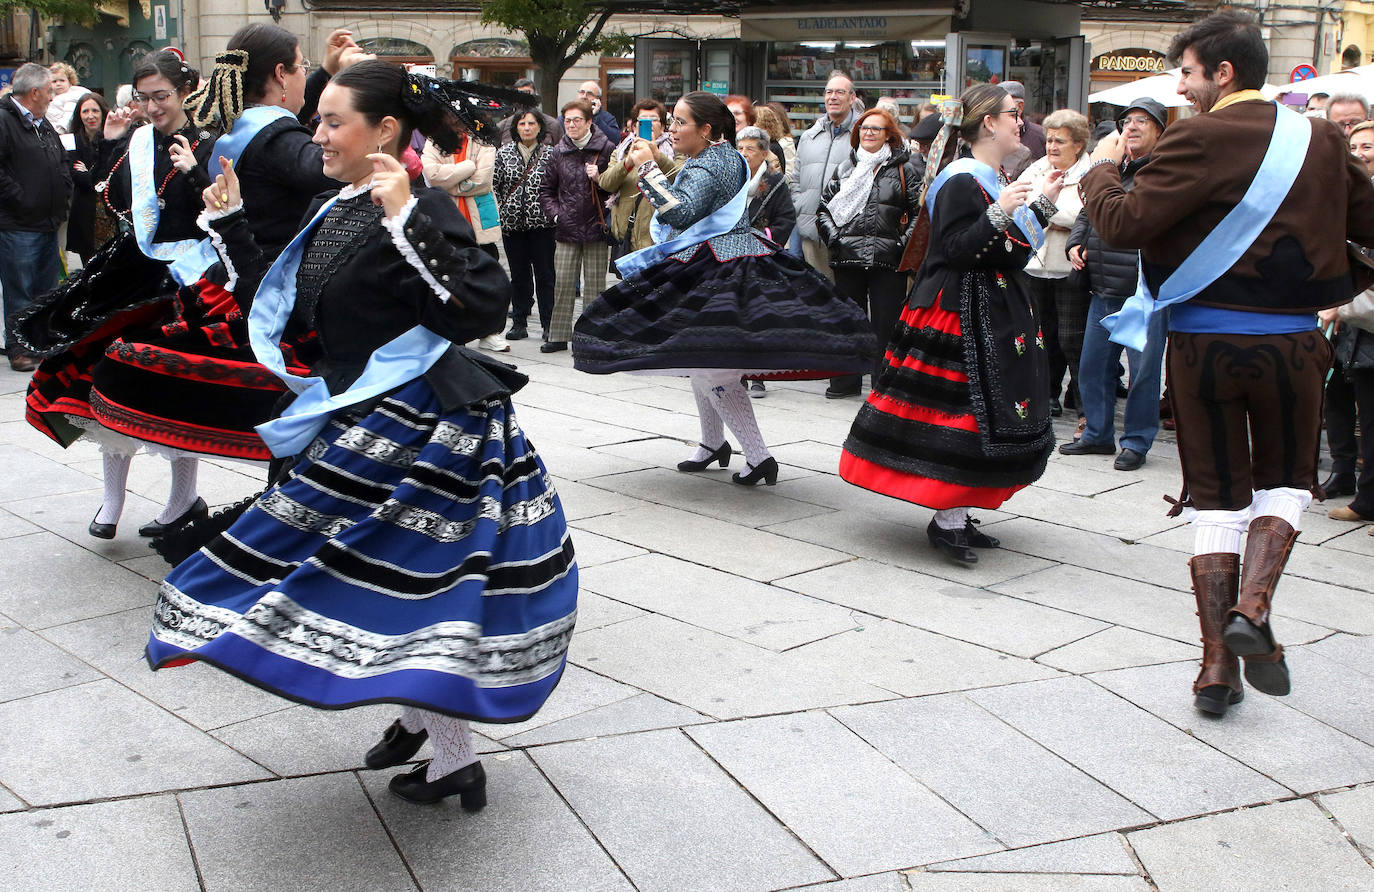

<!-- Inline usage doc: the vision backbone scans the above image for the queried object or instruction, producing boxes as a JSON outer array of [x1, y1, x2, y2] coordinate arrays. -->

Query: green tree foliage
[[2, 0, 105, 27], [480, 0, 633, 113]]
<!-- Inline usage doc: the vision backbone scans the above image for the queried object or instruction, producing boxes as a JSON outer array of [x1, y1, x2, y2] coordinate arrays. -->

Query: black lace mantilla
[[293, 195, 385, 331]]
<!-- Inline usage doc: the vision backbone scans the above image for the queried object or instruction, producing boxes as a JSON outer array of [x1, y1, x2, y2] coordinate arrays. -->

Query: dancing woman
[[146, 61, 576, 807], [22, 48, 216, 540], [573, 91, 876, 485], [839, 85, 1064, 564]]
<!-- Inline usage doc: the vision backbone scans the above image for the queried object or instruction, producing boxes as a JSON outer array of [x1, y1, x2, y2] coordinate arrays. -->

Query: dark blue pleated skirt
[[146, 377, 577, 723]]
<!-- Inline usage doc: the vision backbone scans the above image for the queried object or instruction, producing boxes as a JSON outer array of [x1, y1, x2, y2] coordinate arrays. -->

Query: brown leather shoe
[[1329, 505, 1373, 522], [1223, 515, 1297, 696], [1189, 552, 1243, 716], [7, 353, 38, 372]]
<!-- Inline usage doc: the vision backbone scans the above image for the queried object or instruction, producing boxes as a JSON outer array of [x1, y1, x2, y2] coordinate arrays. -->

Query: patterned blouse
[[492, 141, 554, 232], [635, 141, 770, 262]]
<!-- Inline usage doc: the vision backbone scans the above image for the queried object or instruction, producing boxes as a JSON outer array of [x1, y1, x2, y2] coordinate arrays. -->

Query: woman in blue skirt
[[146, 61, 576, 807]]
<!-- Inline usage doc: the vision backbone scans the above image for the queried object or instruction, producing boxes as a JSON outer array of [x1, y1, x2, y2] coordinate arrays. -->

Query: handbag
[[896, 164, 930, 274], [608, 194, 642, 277]]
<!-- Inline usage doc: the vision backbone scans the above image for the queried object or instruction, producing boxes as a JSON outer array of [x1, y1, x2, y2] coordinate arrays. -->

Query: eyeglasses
[[1119, 115, 1153, 128], [563, 116, 587, 124], [858, 125, 887, 133], [132, 89, 175, 105], [297, 58, 312, 74], [824, 88, 852, 97], [668, 116, 696, 130], [996, 109, 1023, 121]]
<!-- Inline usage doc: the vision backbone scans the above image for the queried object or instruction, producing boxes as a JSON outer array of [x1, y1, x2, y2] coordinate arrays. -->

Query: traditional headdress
[[184, 48, 250, 130], [400, 71, 537, 151]]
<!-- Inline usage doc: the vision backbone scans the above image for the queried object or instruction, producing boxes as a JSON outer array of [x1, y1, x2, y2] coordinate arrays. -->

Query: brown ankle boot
[[1190, 552, 1243, 716], [1223, 515, 1297, 696]]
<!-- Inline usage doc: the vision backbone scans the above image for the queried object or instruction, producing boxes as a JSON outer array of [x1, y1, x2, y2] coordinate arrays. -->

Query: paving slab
[[1320, 784, 1374, 856], [1128, 798, 1374, 891], [990, 517, 1193, 591], [5, 486, 167, 560], [764, 510, 1054, 586], [0, 443, 99, 502], [530, 729, 832, 892], [564, 527, 647, 568], [570, 614, 891, 719], [833, 696, 1151, 848], [590, 466, 836, 528], [903, 873, 1150, 891], [1278, 649, 1374, 746], [927, 833, 1140, 874], [573, 591, 648, 631], [210, 703, 504, 777], [0, 784, 23, 812], [690, 712, 1001, 874], [1036, 626, 1200, 674], [776, 559, 1107, 658], [785, 619, 1062, 698], [552, 478, 649, 521], [475, 663, 639, 741], [1322, 525, 1374, 557], [516, 404, 648, 448], [793, 874, 908, 891], [576, 504, 851, 582], [0, 619, 102, 703], [1264, 574, 1374, 635], [1286, 540, 1374, 593], [0, 506, 40, 539], [0, 796, 198, 891], [119, 553, 170, 583], [969, 676, 1289, 820], [1093, 662, 1374, 795], [43, 606, 290, 731], [503, 692, 710, 747], [532, 438, 652, 481], [181, 773, 413, 892], [1032, 460, 1140, 497], [0, 531, 156, 629], [1303, 634, 1374, 677], [362, 752, 633, 891], [0, 679, 269, 805], [580, 553, 861, 651], [993, 485, 1183, 540]]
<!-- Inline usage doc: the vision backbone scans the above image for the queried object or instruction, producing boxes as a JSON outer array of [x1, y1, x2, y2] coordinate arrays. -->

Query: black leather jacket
[[817, 146, 922, 270], [1067, 155, 1150, 300]]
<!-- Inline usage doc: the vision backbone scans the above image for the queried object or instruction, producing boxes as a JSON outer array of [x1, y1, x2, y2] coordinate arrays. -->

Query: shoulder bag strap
[[497, 149, 542, 218]]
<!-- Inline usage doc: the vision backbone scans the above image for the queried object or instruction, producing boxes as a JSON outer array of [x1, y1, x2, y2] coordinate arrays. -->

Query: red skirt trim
[[90, 391, 272, 460], [838, 449, 1025, 511]]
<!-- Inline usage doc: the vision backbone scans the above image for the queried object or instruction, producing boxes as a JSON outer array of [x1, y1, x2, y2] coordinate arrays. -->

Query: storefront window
[[764, 40, 945, 134], [648, 46, 694, 108], [964, 44, 1006, 87]]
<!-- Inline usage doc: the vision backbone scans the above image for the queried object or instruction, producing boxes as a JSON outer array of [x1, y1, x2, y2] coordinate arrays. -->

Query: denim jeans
[[0, 229, 60, 352], [1079, 293, 1169, 453]]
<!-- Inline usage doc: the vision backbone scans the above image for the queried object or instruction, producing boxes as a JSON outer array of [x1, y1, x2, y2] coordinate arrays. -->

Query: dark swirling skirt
[[147, 377, 578, 723], [572, 245, 877, 378]]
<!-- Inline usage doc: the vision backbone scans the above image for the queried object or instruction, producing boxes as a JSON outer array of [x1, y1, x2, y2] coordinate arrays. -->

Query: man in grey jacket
[[792, 73, 859, 281]]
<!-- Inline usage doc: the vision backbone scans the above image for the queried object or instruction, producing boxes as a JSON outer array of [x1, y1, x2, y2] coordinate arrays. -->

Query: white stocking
[[1251, 487, 1309, 530], [933, 507, 969, 531], [700, 373, 771, 467], [156, 456, 199, 524], [1192, 506, 1251, 556], [420, 711, 477, 781], [398, 706, 426, 735], [96, 453, 132, 525], [688, 376, 727, 462]]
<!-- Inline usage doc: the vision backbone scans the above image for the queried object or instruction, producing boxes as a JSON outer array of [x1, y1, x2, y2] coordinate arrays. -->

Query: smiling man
[[1080, 11, 1374, 717]]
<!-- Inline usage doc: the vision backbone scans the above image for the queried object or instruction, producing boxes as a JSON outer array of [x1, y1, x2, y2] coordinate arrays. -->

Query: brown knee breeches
[[1166, 329, 1332, 511]]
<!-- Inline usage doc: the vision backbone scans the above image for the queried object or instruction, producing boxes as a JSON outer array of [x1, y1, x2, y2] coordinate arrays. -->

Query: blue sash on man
[[926, 157, 1046, 251], [1102, 103, 1312, 351], [248, 193, 451, 457]]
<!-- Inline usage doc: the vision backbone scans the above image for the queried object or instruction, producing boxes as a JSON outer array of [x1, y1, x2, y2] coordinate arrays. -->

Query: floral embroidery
[[1013, 333, 1026, 356], [995, 272, 1008, 290], [1014, 399, 1029, 419], [1035, 328, 1045, 350]]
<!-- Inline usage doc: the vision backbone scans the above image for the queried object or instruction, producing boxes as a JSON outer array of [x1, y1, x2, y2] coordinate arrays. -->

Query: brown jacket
[[1081, 97, 1374, 314]]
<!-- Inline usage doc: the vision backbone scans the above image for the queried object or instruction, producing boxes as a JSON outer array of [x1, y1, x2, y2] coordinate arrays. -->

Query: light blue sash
[[209, 105, 297, 169], [1103, 103, 1312, 351], [248, 194, 451, 457], [926, 157, 1045, 251], [615, 172, 751, 278], [129, 125, 220, 286]]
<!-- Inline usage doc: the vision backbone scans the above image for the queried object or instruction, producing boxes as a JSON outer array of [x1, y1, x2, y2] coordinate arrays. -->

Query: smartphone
[[638, 119, 653, 140]]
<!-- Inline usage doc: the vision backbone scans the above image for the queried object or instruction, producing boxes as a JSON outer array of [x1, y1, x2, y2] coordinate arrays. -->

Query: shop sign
[[702, 80, 729, 95], [740, 11, 951, 42], [1092, 50, 1166, 73]]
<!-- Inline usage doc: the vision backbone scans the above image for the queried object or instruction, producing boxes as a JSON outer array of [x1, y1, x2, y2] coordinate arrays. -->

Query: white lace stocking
[[96, 453, 132, 526], [420, 711, 477, 781], [697, 372, 770, 467], [688, 376, 727, 462], [398, 706, 426, 735], [156, 456, 199, 524], [933, 507, 969, 531]]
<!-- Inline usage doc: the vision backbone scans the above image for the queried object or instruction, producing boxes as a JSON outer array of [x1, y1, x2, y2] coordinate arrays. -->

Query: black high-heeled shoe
[[964, 517, 1000, 549], [363, 719, 429, 770], [927, 519, 978, 565], [389, 760, 487, 809], [677, 442, 731, 472], [732, 457, 778, 486], [89, 509, 116, 540]]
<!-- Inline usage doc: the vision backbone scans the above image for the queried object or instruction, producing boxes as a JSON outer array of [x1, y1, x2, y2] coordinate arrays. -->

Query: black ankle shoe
[[89, 510, 116, 540], [964, 517, 999, 548], [677, 442, 731, 472], [389, 760, 487, 809], [732, 457, 778, 486], [1321, 472, 1357, 498], [927, 519, 978, 565], [1194, 684, 1244, 717], [139, 497, 209, 538], [539, 341, 568, 353], [364, 719, 429, 770]]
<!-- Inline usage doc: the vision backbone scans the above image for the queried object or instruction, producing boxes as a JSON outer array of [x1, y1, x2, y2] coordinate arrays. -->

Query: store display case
[[763, 40, 945, 134]]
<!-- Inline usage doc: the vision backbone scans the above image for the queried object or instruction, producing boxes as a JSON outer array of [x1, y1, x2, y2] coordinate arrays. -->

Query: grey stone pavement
[[2, 341, 1374, 892]]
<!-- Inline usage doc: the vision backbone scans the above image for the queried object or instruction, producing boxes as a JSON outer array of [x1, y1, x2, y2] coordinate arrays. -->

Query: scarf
[[826, 145, 891, 229]]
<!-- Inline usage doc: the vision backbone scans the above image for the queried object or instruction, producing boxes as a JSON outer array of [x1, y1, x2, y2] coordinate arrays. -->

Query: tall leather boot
[[1190, 553, 1244, 716], [1222, 515, 1297, 696]]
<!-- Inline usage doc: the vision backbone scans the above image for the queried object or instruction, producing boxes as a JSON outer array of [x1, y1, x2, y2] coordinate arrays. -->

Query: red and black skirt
[[840, 273, 1054, 511]]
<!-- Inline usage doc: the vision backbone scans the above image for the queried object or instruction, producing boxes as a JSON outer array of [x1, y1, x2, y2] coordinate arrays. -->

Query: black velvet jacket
[[208, 185, 516, 411], [98, 122, 216, 244], [224, 116, 341, 263]]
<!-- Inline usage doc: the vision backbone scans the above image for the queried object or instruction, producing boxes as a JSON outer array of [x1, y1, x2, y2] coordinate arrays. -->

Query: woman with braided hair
[[839, 85, 1064, 565], [146, 61, 575, 807], [87, 26, 367, 472]]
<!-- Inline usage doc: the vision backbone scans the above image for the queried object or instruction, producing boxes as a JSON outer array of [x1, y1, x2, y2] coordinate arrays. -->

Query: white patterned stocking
[[688, 376, 727, 462], [421, 712, 477, 781], [96, 453, 132, 526], [156, 456, 199, 524]]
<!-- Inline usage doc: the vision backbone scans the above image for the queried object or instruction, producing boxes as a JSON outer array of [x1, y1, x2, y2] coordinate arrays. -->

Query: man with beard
[[1081, 11, 1374, 716]]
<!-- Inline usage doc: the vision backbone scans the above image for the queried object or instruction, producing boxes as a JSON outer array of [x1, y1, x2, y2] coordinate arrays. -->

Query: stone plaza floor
[[1, 341, 1373, 891]]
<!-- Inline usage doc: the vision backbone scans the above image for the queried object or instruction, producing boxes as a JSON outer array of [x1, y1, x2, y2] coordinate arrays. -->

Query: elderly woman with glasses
[[816, 108, 922, 397]]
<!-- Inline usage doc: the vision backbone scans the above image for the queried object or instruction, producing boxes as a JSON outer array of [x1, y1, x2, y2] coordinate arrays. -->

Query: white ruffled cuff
[[381, 196, 449, 304], [197, 202, 244, 227], [196, 206, 243, 292]]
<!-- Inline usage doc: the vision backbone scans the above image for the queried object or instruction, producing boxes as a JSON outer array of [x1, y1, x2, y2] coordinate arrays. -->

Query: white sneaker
[[478, 334, 511, 353]]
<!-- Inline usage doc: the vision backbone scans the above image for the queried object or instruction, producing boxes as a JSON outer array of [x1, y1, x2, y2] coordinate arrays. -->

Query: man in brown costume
[[1081, 11, 1374, 716]]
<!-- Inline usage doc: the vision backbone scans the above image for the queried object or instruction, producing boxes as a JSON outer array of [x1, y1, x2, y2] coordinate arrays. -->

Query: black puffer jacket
[[816, 146, 922, 269], [1067, 154, 1150, 299]]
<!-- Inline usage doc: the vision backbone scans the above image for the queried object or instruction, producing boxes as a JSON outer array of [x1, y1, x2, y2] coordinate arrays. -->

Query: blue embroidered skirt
[[146, 378, 578, 723]]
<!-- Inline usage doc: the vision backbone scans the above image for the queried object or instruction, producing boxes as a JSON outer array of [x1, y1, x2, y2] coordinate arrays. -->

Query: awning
[[739, 6, 955, 42]]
